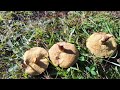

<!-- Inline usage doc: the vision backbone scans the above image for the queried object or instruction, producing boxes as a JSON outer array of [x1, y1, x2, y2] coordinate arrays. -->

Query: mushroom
[[23, 47, 49, 75], [48, 42, 79, 68], [86, 32, 117, 58]]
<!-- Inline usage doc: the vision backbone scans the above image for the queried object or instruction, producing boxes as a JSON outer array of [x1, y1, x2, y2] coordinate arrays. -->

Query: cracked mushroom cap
[[48, 42, 79, 68], [23, 47, 49, 75], [86, 32, 117, 58]]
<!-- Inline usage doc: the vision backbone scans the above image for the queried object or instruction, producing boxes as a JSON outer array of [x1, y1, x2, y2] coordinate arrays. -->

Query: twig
[[103, 60, 120, 67]]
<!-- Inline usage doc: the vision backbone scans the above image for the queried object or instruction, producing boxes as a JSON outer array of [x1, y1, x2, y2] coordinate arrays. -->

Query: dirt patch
[[31, 11, 68, 20], [31, 11, 120, 20], [107, 11, 120, 18]]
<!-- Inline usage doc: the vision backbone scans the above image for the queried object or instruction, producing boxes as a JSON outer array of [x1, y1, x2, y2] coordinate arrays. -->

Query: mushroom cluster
[[22, 32, 117, 76], [23, 47, 49, 75], [48, 42, 79, 68], [86, 32, 117, 58]]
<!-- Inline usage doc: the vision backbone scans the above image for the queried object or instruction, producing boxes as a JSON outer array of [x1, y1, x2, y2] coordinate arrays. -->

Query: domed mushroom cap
[[48, 42, 79, 68], [86, 32, 117, 58], [23, 47, 49, 75]]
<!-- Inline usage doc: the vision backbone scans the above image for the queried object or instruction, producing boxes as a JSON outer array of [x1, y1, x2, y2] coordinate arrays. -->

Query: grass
[[0, 11, 120, 79]]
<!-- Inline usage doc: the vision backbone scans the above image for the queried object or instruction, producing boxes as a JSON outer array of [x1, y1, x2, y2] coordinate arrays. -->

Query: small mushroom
[[86, 32, 117, 58], [23, 47, 49, 75], [48, 42, 79, 68]]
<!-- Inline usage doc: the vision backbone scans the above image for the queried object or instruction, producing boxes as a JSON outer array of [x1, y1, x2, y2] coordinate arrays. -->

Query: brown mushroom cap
[[25, 65, 38, 75], [86, 32, 117, 58], [23, 47, 49, 75], [48, 42, 79, 68]]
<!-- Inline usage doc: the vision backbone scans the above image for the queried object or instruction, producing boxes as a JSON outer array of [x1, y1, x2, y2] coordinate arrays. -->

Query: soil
[[32, 11, 120, 19], [107, 11, 120, 18]]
